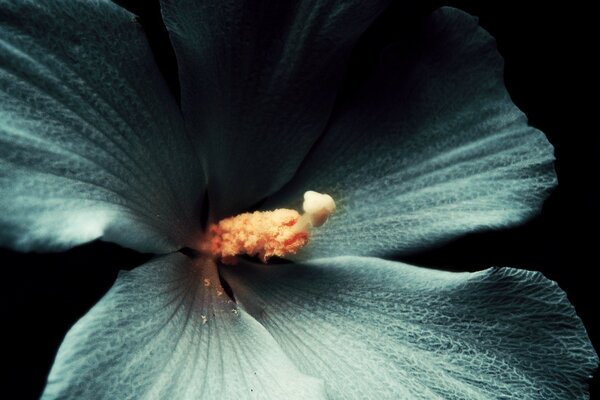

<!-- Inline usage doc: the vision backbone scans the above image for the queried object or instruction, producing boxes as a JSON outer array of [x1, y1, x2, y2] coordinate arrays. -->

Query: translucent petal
[[43, 253, 326, 400], [0, 0, 205, 253], [223, 257, 598, 399], [266, 7, 557, 259], [159, 0, 390, 218]]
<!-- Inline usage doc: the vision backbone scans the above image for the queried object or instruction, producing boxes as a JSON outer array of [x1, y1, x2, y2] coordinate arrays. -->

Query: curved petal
[[159, 0, 391, 218], [43, 253, 326, 400], [0, 0, 205, 253], [223, 257, 597, 399], [266, 7, 557, 259]]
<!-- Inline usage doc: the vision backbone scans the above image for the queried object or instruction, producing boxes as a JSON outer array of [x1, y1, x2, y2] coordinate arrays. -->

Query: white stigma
[[302, 190, 336, 227]]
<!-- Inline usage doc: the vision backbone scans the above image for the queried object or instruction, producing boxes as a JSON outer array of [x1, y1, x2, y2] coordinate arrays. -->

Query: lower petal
[[43, 253, 325, 400], [223, 257, 597, 399]]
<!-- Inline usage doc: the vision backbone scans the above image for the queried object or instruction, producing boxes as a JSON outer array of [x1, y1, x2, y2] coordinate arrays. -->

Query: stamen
[[204, 191, 335, 264]]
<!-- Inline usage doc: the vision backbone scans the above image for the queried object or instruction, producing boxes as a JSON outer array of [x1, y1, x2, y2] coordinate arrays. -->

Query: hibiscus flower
[[0, 1, 597, 399]]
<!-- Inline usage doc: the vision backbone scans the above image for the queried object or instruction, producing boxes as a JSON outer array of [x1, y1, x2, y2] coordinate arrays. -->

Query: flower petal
[[266, 7, 557, 259], [223, 257, 597, 399], [159, 0, 391, 218], [0, 0, 205, 253], [43, 253, 326, 400]]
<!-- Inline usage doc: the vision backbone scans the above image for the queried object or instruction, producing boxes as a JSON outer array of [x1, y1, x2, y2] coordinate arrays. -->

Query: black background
[[2, 1, 597, 398]]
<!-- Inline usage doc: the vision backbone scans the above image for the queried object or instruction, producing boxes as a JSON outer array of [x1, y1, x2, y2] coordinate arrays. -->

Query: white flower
[[0, 1, 596, 399]]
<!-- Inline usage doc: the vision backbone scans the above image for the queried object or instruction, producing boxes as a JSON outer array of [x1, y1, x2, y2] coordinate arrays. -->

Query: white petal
[[43, 253, 326, 400], [224, 257, 598, 399], [0, 0, 205, 253], [159, 0, 390, 218], [266, 7, 557, 259]]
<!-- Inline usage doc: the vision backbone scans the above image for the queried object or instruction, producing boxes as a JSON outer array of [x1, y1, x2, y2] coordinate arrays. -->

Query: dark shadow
[[113, 0, 181, 104]]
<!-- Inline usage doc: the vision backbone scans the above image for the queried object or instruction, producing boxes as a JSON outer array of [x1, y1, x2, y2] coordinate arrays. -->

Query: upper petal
[[159, 0, 391, 218], [223, 257, 598, 399], [43, 253, 326, 400], [0, 0, 205, 253], [265, 7, 557, 259]]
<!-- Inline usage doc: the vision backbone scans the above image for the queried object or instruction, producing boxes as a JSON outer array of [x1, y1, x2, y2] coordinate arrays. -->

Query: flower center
[[200, 191, 335, 264]]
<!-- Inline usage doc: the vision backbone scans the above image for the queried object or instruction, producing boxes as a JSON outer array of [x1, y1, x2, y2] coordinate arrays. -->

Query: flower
[[0, 1, 597, 399]]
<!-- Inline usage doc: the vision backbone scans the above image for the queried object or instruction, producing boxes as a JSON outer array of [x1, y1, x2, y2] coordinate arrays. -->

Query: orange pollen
[[199, 191, 336, 265], [204, 209, 309, 264]]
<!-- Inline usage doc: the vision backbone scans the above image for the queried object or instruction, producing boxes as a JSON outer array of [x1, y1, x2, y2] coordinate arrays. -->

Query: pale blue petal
[[266, 7, 557, 259], [43, 253, 326, 400], [223, 257, 597, 399], [159, 0, 391, 218], [0, 0, 205, 253]]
